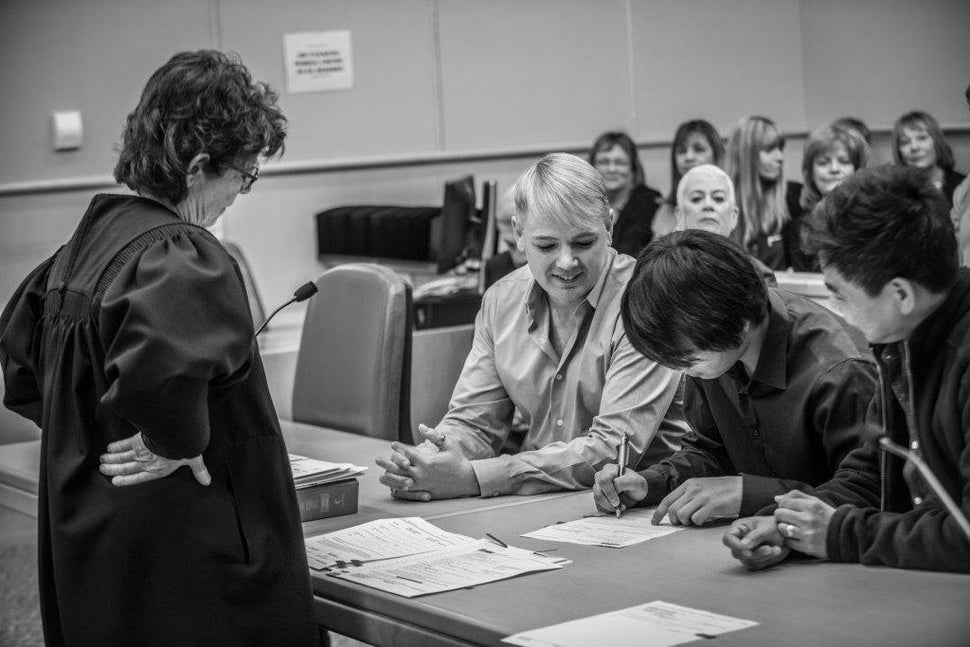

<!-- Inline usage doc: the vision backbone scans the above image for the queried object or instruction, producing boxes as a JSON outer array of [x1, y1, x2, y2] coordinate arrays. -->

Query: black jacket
[[814, 267, 970, 572], [611, 183, 662, 258]]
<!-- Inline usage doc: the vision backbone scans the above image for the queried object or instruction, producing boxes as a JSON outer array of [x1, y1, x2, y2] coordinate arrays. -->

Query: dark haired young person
[[592, 230, 877, 526], [724, 165, 970, 573]]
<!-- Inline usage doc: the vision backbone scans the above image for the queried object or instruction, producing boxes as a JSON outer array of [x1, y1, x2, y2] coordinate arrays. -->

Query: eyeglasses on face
[[232, 165, 259, 192]]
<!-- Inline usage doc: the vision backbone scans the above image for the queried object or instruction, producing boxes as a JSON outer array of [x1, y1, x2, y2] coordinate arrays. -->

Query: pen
[[485, 533, 508, 548], [615, 433, 629, 518]]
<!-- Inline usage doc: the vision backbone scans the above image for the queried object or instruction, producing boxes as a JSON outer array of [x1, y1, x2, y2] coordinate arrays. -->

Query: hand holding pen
[[592, 434, 649, 516], [615, 433, 629, 518]]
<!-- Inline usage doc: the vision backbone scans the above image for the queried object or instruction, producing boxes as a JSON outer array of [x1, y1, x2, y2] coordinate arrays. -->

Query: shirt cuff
[[739, 473, 783, 516], [633, 469, 669, 508], [470, 456, 516, 498]]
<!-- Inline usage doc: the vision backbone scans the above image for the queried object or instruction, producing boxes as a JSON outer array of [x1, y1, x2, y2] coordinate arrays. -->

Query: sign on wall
[[283, 30, 354, 94]]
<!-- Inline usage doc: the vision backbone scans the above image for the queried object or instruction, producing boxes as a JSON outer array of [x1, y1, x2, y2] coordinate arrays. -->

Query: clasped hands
[[376, 424, 480, 500], [99, 431, 211, 487], [593, 467, 742, 526], [722, 490, 836, 570]]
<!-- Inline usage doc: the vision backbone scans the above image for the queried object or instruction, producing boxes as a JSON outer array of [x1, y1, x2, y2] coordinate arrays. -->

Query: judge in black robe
[[0, 51, 317, 646]]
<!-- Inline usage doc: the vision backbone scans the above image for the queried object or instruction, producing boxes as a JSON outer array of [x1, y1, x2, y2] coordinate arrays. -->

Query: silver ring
[[782, 523, 796, 538]]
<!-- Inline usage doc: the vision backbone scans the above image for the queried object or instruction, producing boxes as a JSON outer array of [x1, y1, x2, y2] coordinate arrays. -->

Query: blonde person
[[789, 125, 870, 271], [653, 120, 726, 238], [892, 110, 965, 209], [725, 115, 800, 270], [376, 153, 687, 500]]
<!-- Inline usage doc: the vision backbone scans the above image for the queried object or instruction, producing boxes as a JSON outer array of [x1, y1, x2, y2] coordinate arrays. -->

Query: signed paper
[[521, 508, 682, 548], [328, 539, 569, 597], [304, 517, 474, 570], [503, 600, 758, 647]]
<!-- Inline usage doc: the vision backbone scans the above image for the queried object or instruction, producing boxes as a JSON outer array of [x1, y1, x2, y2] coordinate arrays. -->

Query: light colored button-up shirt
[[437, 249, 687, 497]]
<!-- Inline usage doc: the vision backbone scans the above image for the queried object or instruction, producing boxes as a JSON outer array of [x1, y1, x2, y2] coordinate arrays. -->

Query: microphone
[[254, 281, 318, 337], [879, 436, 970, 543]]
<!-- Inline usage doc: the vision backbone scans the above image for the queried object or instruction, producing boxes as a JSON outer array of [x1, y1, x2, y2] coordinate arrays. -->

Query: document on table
[[328, 538, 569, 597], [521, 508, 683, 547], [304, 517, 475, 570], [503, 600, 759, 647]]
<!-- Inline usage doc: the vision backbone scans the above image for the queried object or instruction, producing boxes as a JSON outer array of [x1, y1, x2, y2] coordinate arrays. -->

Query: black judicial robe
[[0, 195, 317, 646]]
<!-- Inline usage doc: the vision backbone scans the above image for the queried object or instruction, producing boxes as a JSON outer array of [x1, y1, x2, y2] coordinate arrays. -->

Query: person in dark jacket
[[724, 165, 970, 574], [0, 51, 319, 644], [588, 131, 663, 257], [592, 230, 876, 525]]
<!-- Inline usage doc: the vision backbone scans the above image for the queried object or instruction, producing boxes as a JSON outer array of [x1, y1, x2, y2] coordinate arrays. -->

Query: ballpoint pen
[[615, 433, 629, 518]]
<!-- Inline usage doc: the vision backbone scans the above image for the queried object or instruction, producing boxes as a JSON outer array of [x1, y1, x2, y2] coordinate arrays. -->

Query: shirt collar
[[748, 290, 790, 391], [525, 247, 619, 324]]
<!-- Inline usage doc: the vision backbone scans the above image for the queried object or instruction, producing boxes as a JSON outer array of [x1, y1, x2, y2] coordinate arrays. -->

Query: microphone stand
[[879, 436, 970, 543], [254, 281, 318, 337]]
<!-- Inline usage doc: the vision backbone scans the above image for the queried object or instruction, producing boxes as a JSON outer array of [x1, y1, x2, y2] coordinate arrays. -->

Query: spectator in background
[[674, 164, 775, 286], [653, 120, 726, 239], [831, 116, 872, 146], [484, 185, 527, 289], [789, 125, 871, 271], [725, 115, 801, 271], [892, 110, 965, 209], [954, 85, 970, 267], [588, 131, 663, 257]]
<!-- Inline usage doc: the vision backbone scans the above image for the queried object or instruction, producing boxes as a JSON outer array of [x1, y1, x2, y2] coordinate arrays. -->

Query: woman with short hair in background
[[652, 119, 726, 239], [588, 131, 663, 257], [725, 115, 800, 270], [789, 125, 870, 271], [892, 110, 965, 208]]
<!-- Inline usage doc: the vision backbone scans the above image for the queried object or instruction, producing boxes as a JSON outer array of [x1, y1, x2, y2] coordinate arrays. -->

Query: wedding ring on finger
[[782, 522, 796, 538]]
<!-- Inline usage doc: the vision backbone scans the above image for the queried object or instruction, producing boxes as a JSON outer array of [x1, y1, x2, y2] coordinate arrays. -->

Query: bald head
[[675, 164, 739, 237]]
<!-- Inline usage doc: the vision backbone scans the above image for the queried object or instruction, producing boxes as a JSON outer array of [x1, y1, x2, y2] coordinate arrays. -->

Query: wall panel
[[0, 0, 212, 184], [631, 0, 806, 140], [437, 0, 632, 151], [800, 0, 970, 129], [219, 0, 440, 162]]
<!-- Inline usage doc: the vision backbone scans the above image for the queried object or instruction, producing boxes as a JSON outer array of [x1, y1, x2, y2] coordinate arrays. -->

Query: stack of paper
[[305, 517, 476, 570], [329, 539, 569, 598], [521, 509, 682, 548], [288, 453, 367, 488], [306, 517, 571, 598]]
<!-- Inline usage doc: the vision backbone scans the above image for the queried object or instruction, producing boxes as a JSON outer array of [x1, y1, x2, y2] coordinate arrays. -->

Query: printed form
[[503, 600, 758, 647], [304, 517, 475, 570], [522, 508, 683, 547], [328, 539, 569, 597]]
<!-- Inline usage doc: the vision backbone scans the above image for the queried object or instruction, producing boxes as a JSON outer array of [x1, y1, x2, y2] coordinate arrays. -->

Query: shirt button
[[555, 374, 563, 381], [913, 496, 923, 506], [910, 440, 919, 451], [556, 419, 564, 427]]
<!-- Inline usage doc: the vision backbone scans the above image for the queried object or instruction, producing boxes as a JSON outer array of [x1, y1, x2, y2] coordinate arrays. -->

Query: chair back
[[292, 264, 412, 441]]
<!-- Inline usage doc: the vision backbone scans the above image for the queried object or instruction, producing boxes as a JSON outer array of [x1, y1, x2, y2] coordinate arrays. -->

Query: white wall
[[2, 0, 969, 311]]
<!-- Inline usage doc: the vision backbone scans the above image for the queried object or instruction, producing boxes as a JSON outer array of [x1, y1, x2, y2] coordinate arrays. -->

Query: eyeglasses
[[233, 165, 259, 192]]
